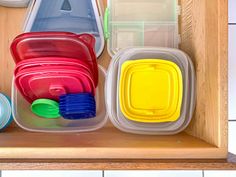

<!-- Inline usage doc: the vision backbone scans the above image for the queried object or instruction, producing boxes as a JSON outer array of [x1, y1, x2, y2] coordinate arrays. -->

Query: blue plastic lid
[[0, 93, 13, 130], [24, 0, 105, 57], [59, 93, 96, 120]]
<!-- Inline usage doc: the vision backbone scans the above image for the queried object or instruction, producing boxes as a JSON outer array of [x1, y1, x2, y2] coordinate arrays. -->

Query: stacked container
[[103, 0, 196, 135], [23, 0, 105, 57], [12, 65, 107, 133], [11, 31, 107, 132], [0, 94, 13, 130], [106, 47, 195, 135], [104, 0, 180, 55]]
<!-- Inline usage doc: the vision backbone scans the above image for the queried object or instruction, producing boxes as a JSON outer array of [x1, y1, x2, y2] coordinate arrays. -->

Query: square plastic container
[[117, 48, 195, 131], [106, 47, 195, 135], [23, 0, 105, 57], [12, 65, 108, 133], [104, 0, 180, 56]]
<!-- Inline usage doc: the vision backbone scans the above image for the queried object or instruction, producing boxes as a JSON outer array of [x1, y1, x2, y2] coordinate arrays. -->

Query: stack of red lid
[[11, 32, 98, 104]]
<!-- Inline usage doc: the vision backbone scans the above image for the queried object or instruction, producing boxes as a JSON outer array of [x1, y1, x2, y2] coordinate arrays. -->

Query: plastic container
[[116, 48, 195, 132], [12, 65, 108, 133], [119, 59, 183, 123], [104, 0, 180, 56], [0, 93, 13, 131], [106, 47, 195, 135], [0, 0, 30, 7], [23, 0, 105, 57]]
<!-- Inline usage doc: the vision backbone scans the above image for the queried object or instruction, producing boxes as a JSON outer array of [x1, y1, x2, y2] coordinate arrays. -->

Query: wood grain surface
[[0, 0, 233, 169]]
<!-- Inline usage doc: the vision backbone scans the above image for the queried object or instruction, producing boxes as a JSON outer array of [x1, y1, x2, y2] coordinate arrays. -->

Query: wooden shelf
[[0, 126, 226, 159], [0, 156, 236, 170]]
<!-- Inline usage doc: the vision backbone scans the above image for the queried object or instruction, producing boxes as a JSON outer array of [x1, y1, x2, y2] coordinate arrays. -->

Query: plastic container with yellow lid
[[119, 59, 183, 123], [105, 47, 195, 135]]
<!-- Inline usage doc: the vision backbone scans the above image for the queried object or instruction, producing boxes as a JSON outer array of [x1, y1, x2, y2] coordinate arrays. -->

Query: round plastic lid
[[0, 93, 13, 130], [119, 59, 183, 123], [31, 99, 60, 119]]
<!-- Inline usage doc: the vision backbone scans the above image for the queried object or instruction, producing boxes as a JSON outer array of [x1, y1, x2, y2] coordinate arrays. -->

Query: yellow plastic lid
[[119, 59, 183, 123]]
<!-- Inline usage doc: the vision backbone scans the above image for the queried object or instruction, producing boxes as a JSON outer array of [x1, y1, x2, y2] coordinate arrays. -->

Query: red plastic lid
[[14, 57, 94, 83], [11, 32, 98, 86], [15, 67, 95, 103]]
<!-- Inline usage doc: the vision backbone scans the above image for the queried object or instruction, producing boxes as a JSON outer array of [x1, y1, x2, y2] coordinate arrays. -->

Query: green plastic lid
[[31, 99, 60, 119]]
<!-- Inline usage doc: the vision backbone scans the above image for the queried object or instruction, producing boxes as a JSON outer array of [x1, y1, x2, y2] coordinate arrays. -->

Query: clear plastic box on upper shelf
[[104, 0, 180, 56], [23, 0, 105, 57]]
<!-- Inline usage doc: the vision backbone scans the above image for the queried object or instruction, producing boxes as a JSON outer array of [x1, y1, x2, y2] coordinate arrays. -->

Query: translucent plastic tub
[[104, 0, 180, 56], [12, 65, 108, 133], [24, 0, 105, 57], [106, 47, 195, 135]]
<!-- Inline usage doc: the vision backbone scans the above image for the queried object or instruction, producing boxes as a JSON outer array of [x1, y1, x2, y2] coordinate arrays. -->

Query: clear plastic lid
[[104, 0, 180, 56], [24, 0, 105, 57]]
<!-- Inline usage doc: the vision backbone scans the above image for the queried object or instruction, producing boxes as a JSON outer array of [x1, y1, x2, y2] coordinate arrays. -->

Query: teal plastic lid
[[31, 99, 60, 119], [0, 93, 13, 130]]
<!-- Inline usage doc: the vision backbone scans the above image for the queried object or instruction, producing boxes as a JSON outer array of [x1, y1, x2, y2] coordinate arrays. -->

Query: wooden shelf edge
[[0, 146, 227, 159], [0, 153, 235, 170]]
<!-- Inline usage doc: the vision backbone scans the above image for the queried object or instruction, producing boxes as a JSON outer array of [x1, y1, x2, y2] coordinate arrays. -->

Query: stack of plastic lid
[[11, 32, 98, 102], [59, 93, 96, 119], [119, 59, 183, 123], [0, 93, 13, 130], [11, 32, 108, 133], [106, 47, 195, 135], [23, 0, 104, 57]]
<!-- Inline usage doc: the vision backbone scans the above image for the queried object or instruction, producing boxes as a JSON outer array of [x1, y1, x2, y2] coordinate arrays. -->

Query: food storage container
[[23, 0, 105, 57], [104, 0, 180, 56], [12, 65, 108, 133], [0, 93, 13, 130], [106, 47, 195, 135]]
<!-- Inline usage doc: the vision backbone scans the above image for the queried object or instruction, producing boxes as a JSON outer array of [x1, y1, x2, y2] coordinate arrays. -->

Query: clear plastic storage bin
[[24, 0, 105, 57], [12, 65, 108, 133], [106, 47, 195, 135], [104, 0, 180, 56]]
